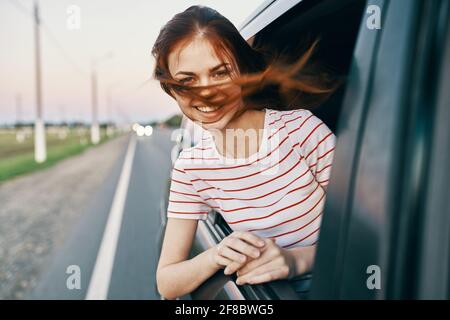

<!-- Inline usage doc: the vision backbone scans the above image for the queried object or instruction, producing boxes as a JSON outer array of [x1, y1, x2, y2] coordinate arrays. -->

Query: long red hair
[[151, 5, 337, 112]]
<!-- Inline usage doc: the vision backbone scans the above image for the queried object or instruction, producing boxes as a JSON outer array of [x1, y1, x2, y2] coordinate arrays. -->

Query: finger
[[236, 243, 276, 276], [239, 268, 287, 285], [236, 253, 271, 277], [224, 259, 248, 275], [237, 258, 290, 285], [215, 255, 233, 267], [234, 231, 266, 248], [225, 237, 261, 259], [219, 245, 247, 264], [236, 261, 276, 284], [224, 261, 239, 275]]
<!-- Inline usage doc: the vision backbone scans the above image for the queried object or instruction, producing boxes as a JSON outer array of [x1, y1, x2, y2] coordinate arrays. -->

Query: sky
[[0, 0, 265, 125]]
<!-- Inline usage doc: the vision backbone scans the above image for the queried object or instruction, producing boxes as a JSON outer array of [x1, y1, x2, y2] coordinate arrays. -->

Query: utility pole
[[59, 105, 66, 125], [106, 82, 119, 137], [15, 93, 22, 128], [106, 88, 112, 137], [91, 52, 113, 145], [91, 65, 100, 144], [33, 0, 46, 163]]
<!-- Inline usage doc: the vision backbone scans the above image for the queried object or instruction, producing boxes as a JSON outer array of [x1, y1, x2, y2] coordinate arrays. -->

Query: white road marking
[[85, 135, 137, 300]]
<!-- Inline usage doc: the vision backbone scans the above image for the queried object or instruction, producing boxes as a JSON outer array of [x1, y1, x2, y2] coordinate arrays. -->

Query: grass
[[0, 127, 120, 183]]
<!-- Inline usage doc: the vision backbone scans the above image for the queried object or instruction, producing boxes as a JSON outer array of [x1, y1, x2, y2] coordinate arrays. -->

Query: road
[[25, 128, 175, 299]]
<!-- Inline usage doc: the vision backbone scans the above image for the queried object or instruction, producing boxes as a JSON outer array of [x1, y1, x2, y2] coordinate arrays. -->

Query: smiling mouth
[[194, 105, 222, 113]]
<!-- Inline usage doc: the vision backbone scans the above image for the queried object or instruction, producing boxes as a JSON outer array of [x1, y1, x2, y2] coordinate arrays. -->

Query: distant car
[[158, 0, 450, 299]]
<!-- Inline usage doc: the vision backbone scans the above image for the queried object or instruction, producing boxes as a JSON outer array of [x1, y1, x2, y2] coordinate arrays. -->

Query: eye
[[212, 69, 230, 79], [178, 77, 194, 84]]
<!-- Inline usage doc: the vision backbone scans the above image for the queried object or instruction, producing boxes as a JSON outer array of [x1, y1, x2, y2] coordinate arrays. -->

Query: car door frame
[[310, 0, 385, 300]]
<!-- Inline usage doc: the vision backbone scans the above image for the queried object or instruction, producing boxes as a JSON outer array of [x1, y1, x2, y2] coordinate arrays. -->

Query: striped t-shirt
[[167, 108, 336, 249]]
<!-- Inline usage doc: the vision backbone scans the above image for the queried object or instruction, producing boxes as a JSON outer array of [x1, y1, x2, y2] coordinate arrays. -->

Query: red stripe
[[272, 211, 322, 238], [222, 157, 303, 193], [300, 122, 324, 148], [305, 132, 333, 160], [267, 115, 303, 140], [317, 147, 335, 160], [316, 163, 332, 174], [305, 147, 335, 170], [197, 187, 215, 192], [192, 147, 212, 151], [190, 149, 294, 182], [184, 134, 291, 171], [171, 179, 192, 186], [173, 168, 185, 174], [199, 161, 307, 194], [203, 167, 310, 201], [287, 114, 314, 136], [169, 189, 200, 197], [268, 110, 301, 126], [217, 176, 315, 212], [318, 179, 329, 184], [249, 191, 325, 232], [227, 183, 320, 225], [168, 210, 209, 215], [283, 227, 320, 248], [169, 199, 207, 204]]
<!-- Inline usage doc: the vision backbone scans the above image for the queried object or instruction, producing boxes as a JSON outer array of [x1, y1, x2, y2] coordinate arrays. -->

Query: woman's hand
[[235, 238, 310, 285], [208, 231, 266, 275]]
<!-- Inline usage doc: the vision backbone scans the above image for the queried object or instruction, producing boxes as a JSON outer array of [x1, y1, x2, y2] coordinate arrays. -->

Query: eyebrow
[[175, 63, 230, 76]]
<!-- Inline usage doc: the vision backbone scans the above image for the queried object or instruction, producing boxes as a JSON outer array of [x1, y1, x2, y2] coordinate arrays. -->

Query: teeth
[[195, 105, 220, 113]]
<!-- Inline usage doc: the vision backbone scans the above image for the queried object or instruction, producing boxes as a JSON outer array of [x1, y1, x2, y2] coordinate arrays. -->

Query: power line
[[6, 0, 147, 125], [7, 0, 88, 78], [40, 21, 89, 77], [7, 0, 29, 16]]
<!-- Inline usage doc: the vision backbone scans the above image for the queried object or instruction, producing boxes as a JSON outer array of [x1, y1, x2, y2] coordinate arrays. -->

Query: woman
[[153, 5, 336, 300]]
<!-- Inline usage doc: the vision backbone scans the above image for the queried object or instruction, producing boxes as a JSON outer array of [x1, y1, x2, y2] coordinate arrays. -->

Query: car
[[157, 0, 450, 300]]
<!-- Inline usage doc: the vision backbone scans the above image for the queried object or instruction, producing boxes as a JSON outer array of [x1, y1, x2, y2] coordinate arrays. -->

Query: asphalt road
[[28, 128, 176, 299]]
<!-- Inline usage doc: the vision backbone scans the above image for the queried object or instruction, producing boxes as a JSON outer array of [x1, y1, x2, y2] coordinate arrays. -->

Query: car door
[[311, 0, 450, 299], [415, 0, 450, 299]]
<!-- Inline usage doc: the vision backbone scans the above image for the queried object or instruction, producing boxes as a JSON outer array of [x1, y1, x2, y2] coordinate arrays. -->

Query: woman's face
[[167, 37, 244, 131]]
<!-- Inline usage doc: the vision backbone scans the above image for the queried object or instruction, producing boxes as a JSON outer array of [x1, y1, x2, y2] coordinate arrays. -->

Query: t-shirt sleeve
[[167, 159, 210, 220], [296, 110, 336, 188]]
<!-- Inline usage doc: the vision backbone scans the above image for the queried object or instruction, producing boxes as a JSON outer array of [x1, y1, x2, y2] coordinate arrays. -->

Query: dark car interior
[[251, 0, 367, 134]]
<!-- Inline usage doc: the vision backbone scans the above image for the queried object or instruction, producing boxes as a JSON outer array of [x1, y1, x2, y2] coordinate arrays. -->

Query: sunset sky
[[0, 0, 264, 125]]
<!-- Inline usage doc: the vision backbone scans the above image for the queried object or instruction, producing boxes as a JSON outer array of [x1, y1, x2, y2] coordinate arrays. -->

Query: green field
[[0, 127, 119, 183]]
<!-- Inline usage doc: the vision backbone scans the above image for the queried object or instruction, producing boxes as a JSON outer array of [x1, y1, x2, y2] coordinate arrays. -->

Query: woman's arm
[[288, 244, 317, 276], [157, 218, 266, 299], [156, 218, 220, 299]]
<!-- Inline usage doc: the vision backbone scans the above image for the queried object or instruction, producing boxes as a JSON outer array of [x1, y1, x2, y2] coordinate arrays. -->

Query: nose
[[199, 87, 213, 98], [198, 78, 216, 98]]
